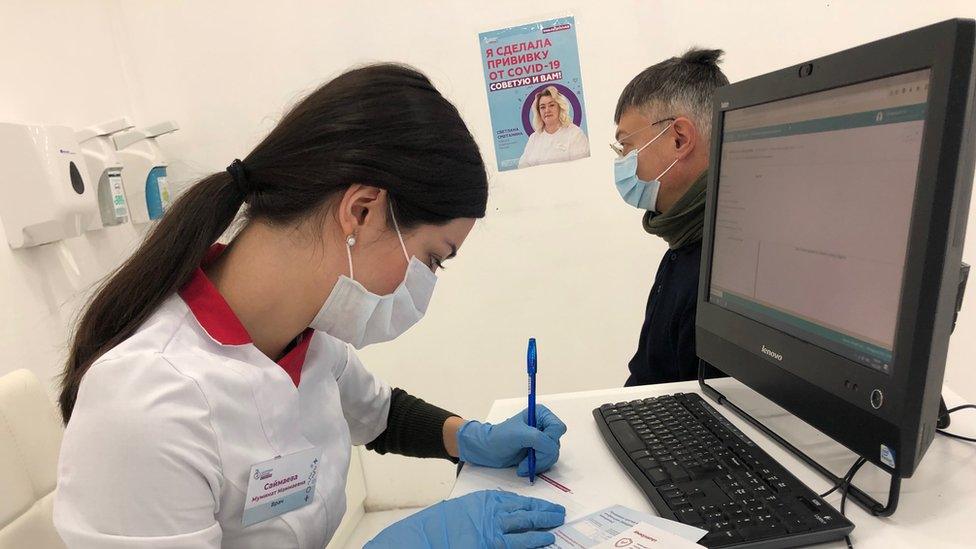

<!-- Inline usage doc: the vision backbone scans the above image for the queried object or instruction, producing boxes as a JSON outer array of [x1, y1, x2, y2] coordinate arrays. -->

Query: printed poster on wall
[[479, 16, 590, 171]]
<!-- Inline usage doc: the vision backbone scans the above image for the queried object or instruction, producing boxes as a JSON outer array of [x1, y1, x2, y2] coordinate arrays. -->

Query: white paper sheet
[[546, 505, 707, 549], [451, 464, 588, 518], [593, 520, 705, 548]]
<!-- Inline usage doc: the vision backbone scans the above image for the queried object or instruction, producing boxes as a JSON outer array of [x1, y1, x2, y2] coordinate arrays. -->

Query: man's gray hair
[[614, 48, 730, 142]]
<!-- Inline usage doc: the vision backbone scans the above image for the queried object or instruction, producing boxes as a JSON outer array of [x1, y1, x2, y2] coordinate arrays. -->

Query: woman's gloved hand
[[364, 490, 565, 548], [457, 405, 567, 477]]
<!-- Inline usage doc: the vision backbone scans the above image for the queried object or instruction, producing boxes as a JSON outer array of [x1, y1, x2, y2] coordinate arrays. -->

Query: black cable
[[840, 458, 867, 516], [937, 404, 976, 443], [819, 478, 844, 498], [819, 456, 867, 498], [839, 457, 868, 549], [937, 430, 976, 442]]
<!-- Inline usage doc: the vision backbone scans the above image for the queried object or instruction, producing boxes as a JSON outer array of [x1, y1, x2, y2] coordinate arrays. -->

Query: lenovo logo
[[761, 345, 783, 361]]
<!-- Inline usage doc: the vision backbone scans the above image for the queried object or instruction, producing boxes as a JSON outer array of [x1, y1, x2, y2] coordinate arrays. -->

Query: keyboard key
[[686, 466, 710, 480], [676, 509, 703, 525], [709, 520, 734, 531], [635, 457, 660, 470], [783, 517, 812, 533], [644, 467, 670, 486], [725, 455, 746, 470], [727, 508, 749, 522], [608, 420, 645, 453], [700, 529, 742, 546], [661, 487, 683, 498], [629, 450, 652, 460], [668, 496, 692, 509], [797, 496, 823, 513], [703, 510, 724, 522], [737, 522, 784, 540], [667, 467, 691, 483], [732, 516, 754, 529]]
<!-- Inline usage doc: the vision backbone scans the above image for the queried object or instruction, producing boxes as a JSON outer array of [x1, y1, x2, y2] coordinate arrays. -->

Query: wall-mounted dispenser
[[76, 117, 133, 228], [112, 120, 179, 224], [0, 123, 100, 248]]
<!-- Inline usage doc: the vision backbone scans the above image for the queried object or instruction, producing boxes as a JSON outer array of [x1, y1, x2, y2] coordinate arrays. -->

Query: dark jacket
[[626, 240, 721, 386]]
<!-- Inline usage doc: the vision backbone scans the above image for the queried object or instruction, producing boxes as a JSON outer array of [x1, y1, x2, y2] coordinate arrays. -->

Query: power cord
[[937, 404, 976, 443], [818, 457, 867, 499], [839, 458, 868, 549], [817, 457, 867, 548], [815, 402, 974, 549]]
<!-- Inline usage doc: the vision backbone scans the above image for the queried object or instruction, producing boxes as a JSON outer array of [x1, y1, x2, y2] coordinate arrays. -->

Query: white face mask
[[310, 208, 437, 349]]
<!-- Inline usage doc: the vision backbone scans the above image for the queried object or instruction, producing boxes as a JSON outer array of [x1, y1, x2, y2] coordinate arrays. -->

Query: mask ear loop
[[656, 157, 680, 181], [637, 122, 679, 181], [388, 203, 410, 264], [634, 122, 673, 156]]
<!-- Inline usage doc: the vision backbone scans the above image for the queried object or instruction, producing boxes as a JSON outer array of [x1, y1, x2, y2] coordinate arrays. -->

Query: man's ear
[[671, 117, 699, 160], [337, 185, 385, 236]]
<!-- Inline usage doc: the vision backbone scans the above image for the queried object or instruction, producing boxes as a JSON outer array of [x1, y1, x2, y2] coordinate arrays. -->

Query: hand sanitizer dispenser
[[0, 123, 100, 248], [77, 117, 133, 227], [112, 121, 179, 224]]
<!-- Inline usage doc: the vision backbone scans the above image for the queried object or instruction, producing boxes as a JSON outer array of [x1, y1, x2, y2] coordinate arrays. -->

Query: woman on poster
[[518, 86, 590, 168]]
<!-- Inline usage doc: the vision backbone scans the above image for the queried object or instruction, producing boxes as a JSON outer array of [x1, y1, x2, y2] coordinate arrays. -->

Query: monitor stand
[[698, 369, 901, 517], [696, 261, 970, 517]]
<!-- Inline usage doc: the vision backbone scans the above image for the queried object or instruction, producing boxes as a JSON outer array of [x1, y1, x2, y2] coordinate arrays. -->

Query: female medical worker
[[517, 86, 590, 169], [53, 64, 567, 549]]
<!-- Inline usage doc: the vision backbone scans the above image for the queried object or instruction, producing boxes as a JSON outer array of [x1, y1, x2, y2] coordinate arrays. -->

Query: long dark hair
[[59, 64, 488, 422]]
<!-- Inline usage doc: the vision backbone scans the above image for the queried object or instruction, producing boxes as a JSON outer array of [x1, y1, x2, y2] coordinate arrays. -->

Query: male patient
[[612, 48, 729, 386]]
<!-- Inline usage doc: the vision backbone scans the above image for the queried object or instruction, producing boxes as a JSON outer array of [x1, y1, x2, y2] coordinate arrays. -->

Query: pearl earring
[[346, 234, 357, 247]]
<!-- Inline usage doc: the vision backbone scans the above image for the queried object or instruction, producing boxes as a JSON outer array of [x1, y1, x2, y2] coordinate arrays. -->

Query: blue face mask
[[613, 123, 679, 212]]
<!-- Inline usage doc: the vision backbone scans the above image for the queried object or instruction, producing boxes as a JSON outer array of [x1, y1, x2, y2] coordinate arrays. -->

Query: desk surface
[[450, 378, 975, 548]]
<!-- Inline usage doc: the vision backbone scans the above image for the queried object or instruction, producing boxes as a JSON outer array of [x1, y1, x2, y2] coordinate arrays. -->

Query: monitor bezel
[[698, 18, 975, 477]]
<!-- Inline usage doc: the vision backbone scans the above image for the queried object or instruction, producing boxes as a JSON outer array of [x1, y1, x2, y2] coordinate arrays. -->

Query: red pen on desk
[[538, 473, 573, 494]]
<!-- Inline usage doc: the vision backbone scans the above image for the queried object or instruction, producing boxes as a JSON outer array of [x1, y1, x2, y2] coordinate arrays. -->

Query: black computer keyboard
[[593, 393, 853, 548]]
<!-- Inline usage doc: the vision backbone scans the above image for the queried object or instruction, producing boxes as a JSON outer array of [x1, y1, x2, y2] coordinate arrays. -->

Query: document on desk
[[452, 464, 588, 517], [546, 505, 706, 548], [592, 521, 705, 548]]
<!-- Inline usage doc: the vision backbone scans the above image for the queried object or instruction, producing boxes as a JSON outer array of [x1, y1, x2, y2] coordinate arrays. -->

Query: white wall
[[0, 0, 145, 402], [3, 0, 975, 513]]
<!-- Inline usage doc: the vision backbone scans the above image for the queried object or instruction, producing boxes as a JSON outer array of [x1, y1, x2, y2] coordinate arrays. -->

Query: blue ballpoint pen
[[527, 338, 537, 484]]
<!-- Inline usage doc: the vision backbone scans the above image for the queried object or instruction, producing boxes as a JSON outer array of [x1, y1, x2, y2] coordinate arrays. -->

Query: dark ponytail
[[59, 63, 488, 422]]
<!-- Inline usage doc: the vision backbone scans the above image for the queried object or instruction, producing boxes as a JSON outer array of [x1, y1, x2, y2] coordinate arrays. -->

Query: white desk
[[450, 378, 976, 548]]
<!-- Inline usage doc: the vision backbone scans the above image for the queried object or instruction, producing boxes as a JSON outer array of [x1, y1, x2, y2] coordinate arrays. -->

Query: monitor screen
[[709, 69, 931, 375]]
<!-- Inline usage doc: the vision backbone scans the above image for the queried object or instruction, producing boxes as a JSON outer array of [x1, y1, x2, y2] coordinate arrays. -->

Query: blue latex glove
[[457, 405, 568, 477], [365, 490, 565, 548]]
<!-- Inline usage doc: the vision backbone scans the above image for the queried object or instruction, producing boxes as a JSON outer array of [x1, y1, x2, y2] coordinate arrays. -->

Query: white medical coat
[[54, 256, 391, 549], [517, 123, 590, 169]]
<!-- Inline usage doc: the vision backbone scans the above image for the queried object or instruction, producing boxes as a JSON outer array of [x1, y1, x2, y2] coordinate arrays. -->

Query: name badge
[[243, 446, 323, 527]]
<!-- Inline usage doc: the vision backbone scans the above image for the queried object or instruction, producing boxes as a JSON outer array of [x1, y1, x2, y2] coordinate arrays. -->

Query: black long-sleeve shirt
[[626, 241, 722, 386], [366, 388, 459, 461]]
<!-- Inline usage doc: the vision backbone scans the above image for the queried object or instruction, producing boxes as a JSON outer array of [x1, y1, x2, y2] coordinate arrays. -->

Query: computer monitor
[[697, 18, 976, 482]]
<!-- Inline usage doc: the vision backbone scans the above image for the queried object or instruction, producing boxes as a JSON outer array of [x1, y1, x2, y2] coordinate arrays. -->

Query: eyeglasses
[[610, 117, 676, 158]]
